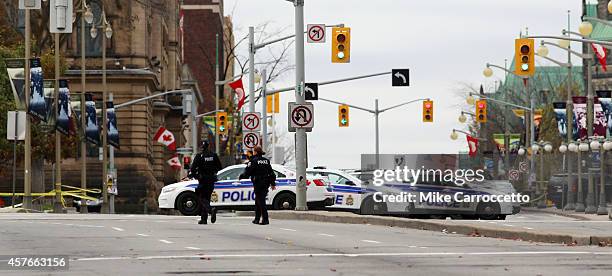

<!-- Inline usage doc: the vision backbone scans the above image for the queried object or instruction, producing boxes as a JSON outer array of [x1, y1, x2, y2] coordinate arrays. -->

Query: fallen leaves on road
[[565, 241, 578, 246], [330, 268, 337, 272], [469, 230, 481, 237], [598, 241, 612, 247]]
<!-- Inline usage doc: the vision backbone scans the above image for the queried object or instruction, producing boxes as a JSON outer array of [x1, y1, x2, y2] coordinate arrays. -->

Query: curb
[[521, 207, 600, 221], [245, 211, 605, 246]]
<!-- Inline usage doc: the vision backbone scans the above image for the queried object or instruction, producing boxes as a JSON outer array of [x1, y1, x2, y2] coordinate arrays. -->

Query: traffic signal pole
[[319, 97, 429, 169], [293, 0, 308, 211]]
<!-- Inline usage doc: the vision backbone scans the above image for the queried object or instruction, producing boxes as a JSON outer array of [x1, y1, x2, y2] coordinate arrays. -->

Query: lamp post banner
[[107, 101, 120, 149], [85, 93, 100, 146], [572, 96, 606, 139], [596, 90, 611, 137], [28, 58, 47, 122], [56, 80, 75, 136], [573, 96, 588, 140], [553, 102, 570, 138], [4, 59, 26, 109]]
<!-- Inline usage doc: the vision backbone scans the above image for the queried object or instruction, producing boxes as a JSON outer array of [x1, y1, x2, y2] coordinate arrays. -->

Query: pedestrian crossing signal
[[338, 105, 349, 127], [422, 100, 433, 122], [216, 111, 228, 135]]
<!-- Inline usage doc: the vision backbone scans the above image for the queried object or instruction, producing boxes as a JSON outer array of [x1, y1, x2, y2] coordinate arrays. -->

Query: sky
[[223, 0, 585, 169]]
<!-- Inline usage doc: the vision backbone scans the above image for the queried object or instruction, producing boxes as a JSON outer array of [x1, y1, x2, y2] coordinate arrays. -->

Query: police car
[[310, 167, 519, 219], [159, 164, 335, 216]]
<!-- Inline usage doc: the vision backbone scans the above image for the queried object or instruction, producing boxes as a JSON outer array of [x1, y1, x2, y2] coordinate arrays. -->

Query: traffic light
[[216, 111, 228, 135], [475, 100, 487, 123], [338, 105, 349, 127], [332, 27, 351, 63], [422, 100, 433, 122], [515, 38, 535, 76]]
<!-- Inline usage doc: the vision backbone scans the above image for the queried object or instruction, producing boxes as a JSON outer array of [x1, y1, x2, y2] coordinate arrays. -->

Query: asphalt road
[[1, 212, 612, 276]]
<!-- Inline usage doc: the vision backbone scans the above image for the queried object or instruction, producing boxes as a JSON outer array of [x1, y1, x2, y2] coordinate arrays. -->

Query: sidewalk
[[239, 210, 612, 246], [522, 207, 612, 221]]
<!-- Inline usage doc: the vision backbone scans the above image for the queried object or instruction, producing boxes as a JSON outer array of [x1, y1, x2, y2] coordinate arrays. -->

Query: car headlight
[[162, 187, 176, 193]]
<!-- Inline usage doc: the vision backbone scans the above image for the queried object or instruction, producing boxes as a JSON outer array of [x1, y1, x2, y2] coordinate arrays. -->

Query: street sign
[[392, 69, 410, 87], [49, 0, 74, 33], [307, 24, 326, 43], [305, 83, 318, 100], [288, 102, 314, 132], [243, 132, 261, 149], [7, 111, 26, 141], [242, 112, 261, 132], [19, 0, 41, 9]]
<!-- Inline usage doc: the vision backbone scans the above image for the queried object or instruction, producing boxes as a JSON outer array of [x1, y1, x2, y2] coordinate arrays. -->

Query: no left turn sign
[[307, 24, 325, 43], [242, 112, 261, 132]]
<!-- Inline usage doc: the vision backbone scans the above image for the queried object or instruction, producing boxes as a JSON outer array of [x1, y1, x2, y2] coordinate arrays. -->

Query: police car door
[[215, 167, 255, 207], [327, 173, 362, 209]]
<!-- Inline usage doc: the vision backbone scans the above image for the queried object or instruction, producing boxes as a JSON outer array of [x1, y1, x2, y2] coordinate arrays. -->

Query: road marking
[[487, 222, 497, 224], [503, 224, 515, 227], [408, 246, 417, 248], [419, 246, 428, 249], [523, 227, 534, 230], [185, 247, 200, 250], [155, 220, 168, 223], [137, 233, 150, 237], [159, 239, 173, 244], [318, 233, 335, 237], [279, 228, 297, 232], [112, 227, 125, 232], [361, 240, 381, 244], [74, 251, 612, 261]]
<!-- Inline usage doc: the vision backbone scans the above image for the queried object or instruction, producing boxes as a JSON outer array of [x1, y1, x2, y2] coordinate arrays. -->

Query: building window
[[76, 0, 103, 57]]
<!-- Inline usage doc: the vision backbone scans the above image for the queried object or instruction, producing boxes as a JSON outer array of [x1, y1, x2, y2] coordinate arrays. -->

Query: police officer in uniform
[[189, 141, 222, 225], [240, 146, 276, 225]]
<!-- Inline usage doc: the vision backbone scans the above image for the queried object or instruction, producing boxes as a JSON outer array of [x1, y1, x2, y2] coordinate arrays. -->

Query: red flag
[[466, 135, 479, 157], [153, 126, 176, 151], [229, 78, 246, 111], [592, 43, 607, 72], [167, 154, 181, 170]]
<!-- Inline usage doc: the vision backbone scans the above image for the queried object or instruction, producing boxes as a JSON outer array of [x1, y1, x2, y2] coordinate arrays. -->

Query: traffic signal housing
[[422, 100, 434, 122], [475, 100, 487, 123], [332, 27, 351, 63], [216, 111, 228, 135], [338, 105, 349, 127], [515, 38, 535, 77]]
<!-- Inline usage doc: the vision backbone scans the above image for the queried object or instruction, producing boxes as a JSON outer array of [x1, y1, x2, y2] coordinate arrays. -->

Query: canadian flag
[[167, 154, 181, 170], [153, 126, 176, 151], [466, 135, 479, 157], [592, 43, 607, 72], [229, 78, 246, 111]]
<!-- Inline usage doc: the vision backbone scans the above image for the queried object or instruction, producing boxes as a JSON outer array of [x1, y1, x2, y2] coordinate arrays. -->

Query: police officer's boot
[[210, 207, 217, 224]]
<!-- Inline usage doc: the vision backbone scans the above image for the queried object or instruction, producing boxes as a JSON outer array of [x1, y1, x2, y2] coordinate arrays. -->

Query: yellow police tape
[[0, 184, 101, 207]]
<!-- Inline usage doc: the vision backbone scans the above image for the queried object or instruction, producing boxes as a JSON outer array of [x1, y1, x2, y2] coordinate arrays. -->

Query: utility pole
[[261, 69, 268, 152], [249, 26, 256, 113], [215, 33, 220, 155], [374, 99, 379, 169], [293, 0, 308, 211], [23, 8, 32, 211]]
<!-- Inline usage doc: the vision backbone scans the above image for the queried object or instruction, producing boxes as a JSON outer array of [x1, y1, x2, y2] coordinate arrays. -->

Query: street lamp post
[[599, 140, 612, 215], [79, 1, 94, 214], [90, 8, 113, 213], [576, 140, 589, 212]]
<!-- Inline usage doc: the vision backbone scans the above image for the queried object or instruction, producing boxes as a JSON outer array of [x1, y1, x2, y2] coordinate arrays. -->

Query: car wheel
[[360, 197, 387, 215], [273, 193, 296, 210], [176, 192, 200, 216], [476, 202, 501, 220]]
